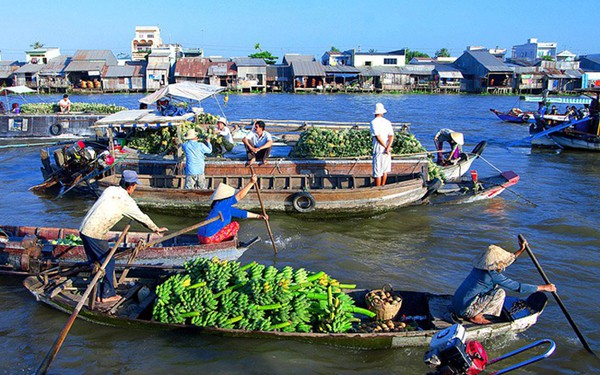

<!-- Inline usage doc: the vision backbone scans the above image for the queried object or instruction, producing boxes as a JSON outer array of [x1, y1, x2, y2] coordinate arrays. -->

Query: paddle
[[249, 166, 277, 255], [117, 213, 224, 284], [518, 234, 596, 356], [36, 224, 133, 375]]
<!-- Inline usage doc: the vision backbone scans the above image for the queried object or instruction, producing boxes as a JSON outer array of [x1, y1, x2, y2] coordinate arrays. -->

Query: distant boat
[[490, 108, 535, 124]]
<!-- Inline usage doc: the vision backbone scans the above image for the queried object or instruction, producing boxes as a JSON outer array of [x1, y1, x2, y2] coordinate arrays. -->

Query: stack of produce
[[291, 127, 443, 180], [126, 115, 219, 155], [20, 103, 126, 114], [152, 257, 375, 333], [50, 234, 83, 246]]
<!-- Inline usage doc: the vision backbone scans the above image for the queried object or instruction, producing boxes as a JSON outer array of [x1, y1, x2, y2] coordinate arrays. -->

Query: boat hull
[[549, 133, 600, 151], [433, 171, 519, 205], [0, 114, 103, 138]]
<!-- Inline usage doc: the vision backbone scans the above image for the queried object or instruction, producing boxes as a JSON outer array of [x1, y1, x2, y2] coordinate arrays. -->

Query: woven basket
[[365, 284, 402, 321]]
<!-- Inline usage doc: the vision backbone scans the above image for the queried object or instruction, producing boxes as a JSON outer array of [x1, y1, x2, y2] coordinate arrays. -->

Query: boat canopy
[[92, 109, 194, 128], [0, 86, 36, 95], [139, 81, 225, 105], [521, 96, 592, 105]]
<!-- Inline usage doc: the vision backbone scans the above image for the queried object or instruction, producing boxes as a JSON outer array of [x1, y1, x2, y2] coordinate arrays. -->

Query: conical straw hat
[[450, 132, 464, 145], [211, 182, 236, 201], [473, 245, 516, 272]]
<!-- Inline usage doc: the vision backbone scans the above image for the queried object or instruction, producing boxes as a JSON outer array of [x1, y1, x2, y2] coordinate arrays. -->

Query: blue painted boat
[[490, 108, 535, 124]]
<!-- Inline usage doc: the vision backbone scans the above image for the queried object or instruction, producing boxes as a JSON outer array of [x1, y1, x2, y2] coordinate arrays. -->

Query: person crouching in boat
[[451, 238, 556, 325], [197, 174, 267, 244], [434, 129, 464, 165], [79, 170, 168, 303]]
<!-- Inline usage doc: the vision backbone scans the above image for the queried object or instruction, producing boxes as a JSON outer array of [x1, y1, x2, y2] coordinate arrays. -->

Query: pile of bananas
[[20, 103, 126, 114], [152, 257, 375, 333]]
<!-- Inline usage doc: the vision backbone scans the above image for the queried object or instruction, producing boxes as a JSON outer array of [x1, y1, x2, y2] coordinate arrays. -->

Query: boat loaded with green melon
[[23, 257, 548, 349]]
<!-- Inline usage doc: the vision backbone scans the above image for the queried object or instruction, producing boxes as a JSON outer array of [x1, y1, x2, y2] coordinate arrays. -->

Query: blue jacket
[[452, 267, 538, 316], [182, 140, 212, 176], [198, 196, 248, 237]]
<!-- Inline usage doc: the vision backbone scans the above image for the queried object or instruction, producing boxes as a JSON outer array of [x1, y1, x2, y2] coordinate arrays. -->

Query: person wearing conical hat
[[370, 103, 394, 187], [182, 128, 212, 189], [433, 128, 464, 165], [197, 174, 267, 244], [452, 237, 556, 325]]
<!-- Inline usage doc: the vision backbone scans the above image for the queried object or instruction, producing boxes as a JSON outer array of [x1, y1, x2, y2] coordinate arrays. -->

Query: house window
[[384, 58, 397, 65], [365, 61, 372, 66]]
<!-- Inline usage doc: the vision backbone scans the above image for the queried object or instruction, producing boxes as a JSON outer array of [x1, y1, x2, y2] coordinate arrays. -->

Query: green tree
[[542, 55, 554, 61], [330, 46, 340, 52], [435, 48, 450, 58], [249, 43, 278, 65], [404, 48, 430, 64], [30, 41, 44, 49]]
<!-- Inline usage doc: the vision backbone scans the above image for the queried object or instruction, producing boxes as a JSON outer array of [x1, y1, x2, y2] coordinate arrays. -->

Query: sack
[[365, 284, 402, 321]]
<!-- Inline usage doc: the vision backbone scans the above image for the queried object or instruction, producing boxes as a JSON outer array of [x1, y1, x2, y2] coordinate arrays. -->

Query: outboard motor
[[424, 324, 556, 375]]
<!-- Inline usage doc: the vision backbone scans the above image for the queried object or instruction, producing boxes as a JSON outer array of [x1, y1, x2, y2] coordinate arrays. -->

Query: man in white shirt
[[370, 103, 394, 186], [242, 120, 273, 166], [58, 94, 71, 113], [79, 170, 168, 303]]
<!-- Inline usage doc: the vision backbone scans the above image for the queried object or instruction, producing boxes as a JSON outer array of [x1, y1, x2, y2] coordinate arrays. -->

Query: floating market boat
[[432, 171, 519, 205], [22, 268, 549, 349], [0, 225, 258, 275], [95, 170, 431, 216], [437, 141, 487, 182], [490, 108, 535, 124]]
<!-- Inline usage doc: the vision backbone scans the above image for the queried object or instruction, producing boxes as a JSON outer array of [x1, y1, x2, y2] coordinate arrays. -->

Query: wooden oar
[[518, 234, 596, 356], [117, 213, 224, 283], [249, 167, 277, 255], [36, 224, 133, 375]]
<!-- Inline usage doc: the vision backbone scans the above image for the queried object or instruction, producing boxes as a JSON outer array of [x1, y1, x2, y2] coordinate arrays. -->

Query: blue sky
[[2, 0, 599, 61]]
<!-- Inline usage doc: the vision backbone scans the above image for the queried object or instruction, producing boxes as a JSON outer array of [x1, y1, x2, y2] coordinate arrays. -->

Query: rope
[[476, 155, 538, 207]]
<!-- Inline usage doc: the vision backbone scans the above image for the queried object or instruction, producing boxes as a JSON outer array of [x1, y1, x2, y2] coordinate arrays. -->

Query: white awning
[[139, 81, 225, 105], [93, 109, 194, 128], [438, 71, 463, 79], [0, 85, 36, 94]]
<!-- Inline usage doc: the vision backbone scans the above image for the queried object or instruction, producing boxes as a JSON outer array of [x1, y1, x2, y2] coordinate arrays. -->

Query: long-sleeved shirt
[[79, 186, 160, 239], [452, 267, 538, 316], [197, 195, 248, 237], [182, 139, 212, 176]]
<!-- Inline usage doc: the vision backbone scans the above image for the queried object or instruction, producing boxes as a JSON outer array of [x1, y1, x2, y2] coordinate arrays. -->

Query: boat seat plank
[[427, 295, 455, 329], [127, 290, 157, 319]]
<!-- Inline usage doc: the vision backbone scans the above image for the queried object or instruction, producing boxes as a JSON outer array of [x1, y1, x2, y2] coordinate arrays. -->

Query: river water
[[1, 93, 599, 374]]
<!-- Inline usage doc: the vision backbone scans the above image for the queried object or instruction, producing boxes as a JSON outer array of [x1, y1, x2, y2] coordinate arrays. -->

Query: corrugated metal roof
[[0, 67, 14, 78], [232, 57, 267, 67], [324, 65, 360, 74], [0, 60, 18, 66], [14, 64, 44, 74], [466, 50, 512, 72], [209, 57, 230, 63], [39, 56, 71, 75], [399, 65, 434, 74], [207, 62, 235, 76], [148, 62, 170, 70], [65, 60, 105, 72], [175, 58, 209, 78], [291, 61, 325, 76], [103, 65, 136, 78], [72, 49, 117, 62], [283, 54, 315, 64], [565, 69, 583, 78], [438, 71, 463, 79]]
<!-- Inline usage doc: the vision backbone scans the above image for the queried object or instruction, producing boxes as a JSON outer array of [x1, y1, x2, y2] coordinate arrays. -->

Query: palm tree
[[30, 41, 44, 49]]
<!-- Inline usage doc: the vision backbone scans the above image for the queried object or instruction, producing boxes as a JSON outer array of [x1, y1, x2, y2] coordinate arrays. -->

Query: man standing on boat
[[433, 128, 463, 165], [79, 170, 168, 303], [182, 128, 213, 189], [370, 103, 394, 187], [243, 120, 273, 166], [58, 94, 71, 113], [451, 238, 556, 325]]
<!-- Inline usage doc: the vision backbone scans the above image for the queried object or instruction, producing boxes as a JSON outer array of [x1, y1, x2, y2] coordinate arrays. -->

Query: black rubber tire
[[49, 123, 63, 136], [291, 192, 316, 213]]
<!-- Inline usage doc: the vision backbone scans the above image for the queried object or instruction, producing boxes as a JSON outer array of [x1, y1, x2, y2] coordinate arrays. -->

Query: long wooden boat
[[23, 269, 549, 349], [0, 225, 258, 275], [490, 108, 535, 124], [95, 171, 431, 216], [432, 171, 519, 205], [0, 113, 104, 138], [438, 141, 487, 182]]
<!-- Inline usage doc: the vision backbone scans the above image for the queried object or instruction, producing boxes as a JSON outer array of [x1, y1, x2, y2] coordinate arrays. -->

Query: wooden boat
[[549, 131, 600, 151], [0, 225, 259, 275], [432, 171, 519, 205], [95, 170, 431, 216], [490, 108, 535, 124], [23, 269, 549, 349], [438, 141, 487, 182]]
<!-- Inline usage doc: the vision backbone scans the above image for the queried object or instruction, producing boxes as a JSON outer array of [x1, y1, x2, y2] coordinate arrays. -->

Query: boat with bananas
[[95, 169, 432, 216], [0, 224, 258, 276], [22, 257, 549, 349]]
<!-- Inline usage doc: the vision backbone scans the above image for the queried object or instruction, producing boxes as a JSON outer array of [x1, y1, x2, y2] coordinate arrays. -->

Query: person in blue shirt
[[452, 238, 556, 325], [197, 174, 267, 244], [182, 129, 212, 189]]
